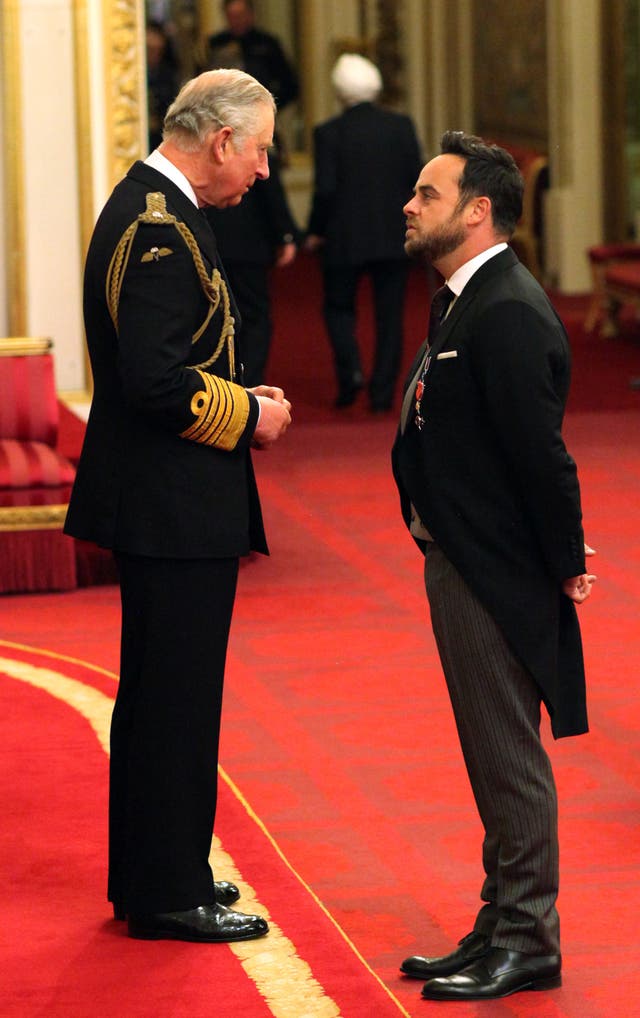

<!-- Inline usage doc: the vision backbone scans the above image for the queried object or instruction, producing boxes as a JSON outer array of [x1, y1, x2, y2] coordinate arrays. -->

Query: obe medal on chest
[[414, 379, 425, 429]]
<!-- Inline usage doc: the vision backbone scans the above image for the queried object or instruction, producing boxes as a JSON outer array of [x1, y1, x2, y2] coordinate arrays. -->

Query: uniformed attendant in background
[[65, 69, 291, 944], [205, 151, 300, 387], [204, 0, 299, 115]]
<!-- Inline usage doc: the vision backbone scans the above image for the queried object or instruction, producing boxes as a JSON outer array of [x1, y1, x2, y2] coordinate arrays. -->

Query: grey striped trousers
[[424, 542, 560, 955]]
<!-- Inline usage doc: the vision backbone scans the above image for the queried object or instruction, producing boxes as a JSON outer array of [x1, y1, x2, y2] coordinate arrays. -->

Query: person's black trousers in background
[[323, 259, 409, 410]]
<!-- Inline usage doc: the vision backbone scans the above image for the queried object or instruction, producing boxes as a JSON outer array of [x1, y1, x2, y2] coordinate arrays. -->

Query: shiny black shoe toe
[[334, 374, 364, 408], [127, 904, 268, 943], [401, 931, 491, 979], [214, 880, 241, 906], [421, 947, 562, 1000]]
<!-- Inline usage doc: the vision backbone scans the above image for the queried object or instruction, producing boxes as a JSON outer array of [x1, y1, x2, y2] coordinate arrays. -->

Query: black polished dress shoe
[[421, 947, 562, 1000], [401, 931, 491, 979], [112, 879, 240, 920], [127, 904, 268, 942], [334, 374, 364, 408]]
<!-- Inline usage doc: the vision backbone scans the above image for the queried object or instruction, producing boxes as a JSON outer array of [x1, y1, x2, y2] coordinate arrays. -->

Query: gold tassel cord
[[105, 192, 236, 378]]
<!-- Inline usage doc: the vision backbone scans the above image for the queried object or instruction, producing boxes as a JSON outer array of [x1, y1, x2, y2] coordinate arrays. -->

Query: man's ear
[[210, 126, 234, 164], [466, 195, 491, 225]]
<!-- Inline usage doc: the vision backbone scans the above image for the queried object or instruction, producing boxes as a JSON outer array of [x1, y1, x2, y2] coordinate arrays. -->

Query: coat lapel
[[427, 247, 519, 360], [402, 248, 519, 395]]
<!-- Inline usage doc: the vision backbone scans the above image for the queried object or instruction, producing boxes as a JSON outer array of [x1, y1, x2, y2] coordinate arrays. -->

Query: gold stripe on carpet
[[221, 768, 411, 1017], [0, 648, 411, 1017]]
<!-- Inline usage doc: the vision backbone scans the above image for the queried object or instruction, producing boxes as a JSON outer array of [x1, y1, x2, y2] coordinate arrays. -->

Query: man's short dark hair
[[441, 130, 524, 237]]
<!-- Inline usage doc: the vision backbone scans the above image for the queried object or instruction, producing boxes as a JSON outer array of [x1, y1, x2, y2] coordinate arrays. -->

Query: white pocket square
[[436, 350, 458, 360]]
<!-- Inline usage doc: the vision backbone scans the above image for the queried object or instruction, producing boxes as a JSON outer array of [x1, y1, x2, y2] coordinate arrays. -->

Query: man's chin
[[404, 239, 428, 261]]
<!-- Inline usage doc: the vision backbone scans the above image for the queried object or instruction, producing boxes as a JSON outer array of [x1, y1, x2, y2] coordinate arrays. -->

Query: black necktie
[[400, 284, 455, 433], [427, 284, 455, 347]]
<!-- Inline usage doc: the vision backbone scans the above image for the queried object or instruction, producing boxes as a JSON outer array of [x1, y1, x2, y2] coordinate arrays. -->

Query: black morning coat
[[392, 248, 588, 738], [205, 156, 300, 265], [307, 101, 422, 265], [65, 161, 267, 559]]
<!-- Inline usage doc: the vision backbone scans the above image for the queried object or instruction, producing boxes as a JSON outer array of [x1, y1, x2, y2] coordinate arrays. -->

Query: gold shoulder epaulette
[[137, 191, 177, 226], [105, 193, 236, 378]]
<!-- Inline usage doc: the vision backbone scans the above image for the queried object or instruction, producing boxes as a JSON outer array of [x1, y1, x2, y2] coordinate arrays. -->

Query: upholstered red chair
[[585, 243, 640, 335], [0, 337, 77, 592]]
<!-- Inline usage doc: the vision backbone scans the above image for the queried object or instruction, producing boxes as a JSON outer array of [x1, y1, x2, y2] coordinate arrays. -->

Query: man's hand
[[248, 386, 292, 449], [274, 242, 297, 268], [562, 573, 597, 604], [563, 541, 597, 603]]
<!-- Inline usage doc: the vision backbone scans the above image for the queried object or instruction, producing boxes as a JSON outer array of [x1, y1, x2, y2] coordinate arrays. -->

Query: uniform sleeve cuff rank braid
[[180, 369, 251, 451]]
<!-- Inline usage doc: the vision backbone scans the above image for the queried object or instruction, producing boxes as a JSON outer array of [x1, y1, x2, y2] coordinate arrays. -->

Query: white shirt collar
[[145, 149, 199, 208], [446, 242, 508, 297]]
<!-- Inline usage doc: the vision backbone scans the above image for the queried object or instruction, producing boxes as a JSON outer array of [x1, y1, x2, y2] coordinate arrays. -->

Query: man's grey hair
[[163, 69, 275, 151]]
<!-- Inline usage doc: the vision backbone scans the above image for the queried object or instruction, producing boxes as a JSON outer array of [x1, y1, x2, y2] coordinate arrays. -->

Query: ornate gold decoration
[[1, 0, 27, 335], [0, 504, 69, 533], [103, 0, 145, 188]]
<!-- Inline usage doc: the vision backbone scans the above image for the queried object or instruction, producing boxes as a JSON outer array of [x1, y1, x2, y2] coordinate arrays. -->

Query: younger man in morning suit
[[392, 132, 596, 1001], [306, 54, 422, 411], [65, 69, 291, 944]]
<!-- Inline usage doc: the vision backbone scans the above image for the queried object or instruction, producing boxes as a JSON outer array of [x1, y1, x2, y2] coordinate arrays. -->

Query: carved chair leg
[[600, 296, 621, 338]]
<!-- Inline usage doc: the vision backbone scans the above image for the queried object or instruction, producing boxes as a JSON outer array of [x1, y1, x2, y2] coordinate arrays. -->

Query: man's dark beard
[[405, 215, 467, 264]]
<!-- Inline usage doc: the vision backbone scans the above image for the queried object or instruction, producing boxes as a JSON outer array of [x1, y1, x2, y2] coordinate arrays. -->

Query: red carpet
[[2, 256, 639, 1016], [0, 641, 411, 1018]]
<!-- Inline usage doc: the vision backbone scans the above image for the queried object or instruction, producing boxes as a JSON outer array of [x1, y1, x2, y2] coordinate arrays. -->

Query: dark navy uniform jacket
[[65, 160, 267, 559]]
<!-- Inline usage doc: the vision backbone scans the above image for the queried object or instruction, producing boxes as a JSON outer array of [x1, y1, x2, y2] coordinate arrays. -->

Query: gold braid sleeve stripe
[[180, 370, 251, 451]]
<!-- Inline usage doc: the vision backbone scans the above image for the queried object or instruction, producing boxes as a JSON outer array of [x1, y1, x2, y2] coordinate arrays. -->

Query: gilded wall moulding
[[104, 0, 145, 187]]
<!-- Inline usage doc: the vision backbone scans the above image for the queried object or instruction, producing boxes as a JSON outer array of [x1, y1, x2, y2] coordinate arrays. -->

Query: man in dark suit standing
[[205, 0, 298, 114], [205, 153, 300, 386], [392, 132, 596, 1000], [306, 54, 422, 411], [65, 69, 291, 943]]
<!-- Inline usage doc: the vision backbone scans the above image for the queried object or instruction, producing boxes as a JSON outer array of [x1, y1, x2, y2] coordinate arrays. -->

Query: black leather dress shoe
[[127, 904, 268, 942], [421, 947, 562, 1000], [214, 880, 241, 907], [334, 374, 364, 408], [401, 931, 491, 979], [112, 880, 240, 920]]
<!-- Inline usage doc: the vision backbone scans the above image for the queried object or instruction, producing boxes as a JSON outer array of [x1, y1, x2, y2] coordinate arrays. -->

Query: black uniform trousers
[[109, 552, 239, 914], [424, 542, 560, 955], [323, 259, 409, 410]]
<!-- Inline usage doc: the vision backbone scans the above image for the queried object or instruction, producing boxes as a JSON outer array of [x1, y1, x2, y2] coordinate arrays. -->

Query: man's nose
[[257, 151, 270, 180]]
